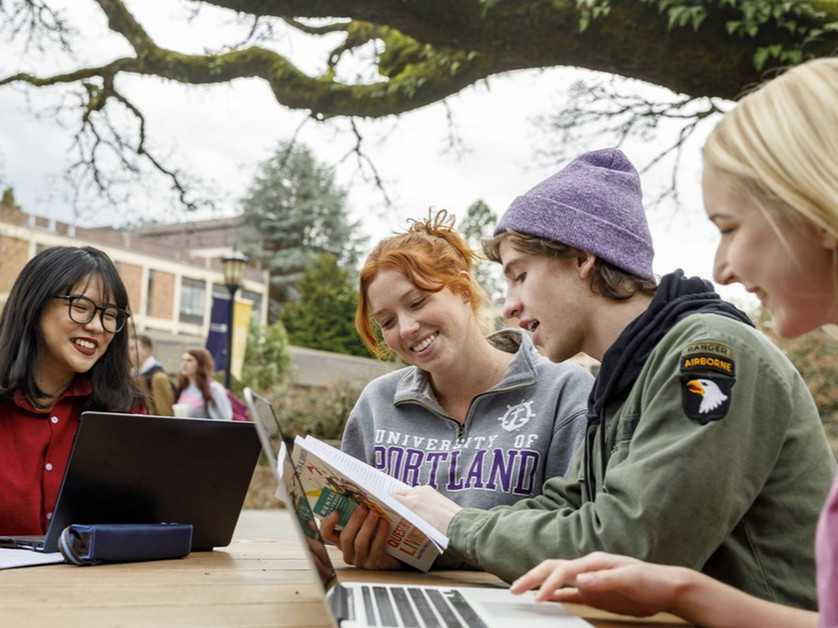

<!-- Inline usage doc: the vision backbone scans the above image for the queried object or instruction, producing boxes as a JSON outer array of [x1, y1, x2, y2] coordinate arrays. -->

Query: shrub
[[264, 379, 361, 443], [242, 379, 362, 508]]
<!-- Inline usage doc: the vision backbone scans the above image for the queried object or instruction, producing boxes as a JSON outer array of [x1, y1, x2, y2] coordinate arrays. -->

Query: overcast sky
[[0, 0, 752, 307]]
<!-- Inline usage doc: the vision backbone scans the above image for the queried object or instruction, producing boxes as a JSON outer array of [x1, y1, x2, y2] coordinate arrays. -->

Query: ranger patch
[[679, 341, 736, 425]]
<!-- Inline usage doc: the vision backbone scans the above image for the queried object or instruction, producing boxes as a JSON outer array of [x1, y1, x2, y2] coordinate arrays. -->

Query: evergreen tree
[[280, 253, 369, 358], [460, 200, 502, 303], [240, 141, 366, 316], [1, 188, 14, 207]]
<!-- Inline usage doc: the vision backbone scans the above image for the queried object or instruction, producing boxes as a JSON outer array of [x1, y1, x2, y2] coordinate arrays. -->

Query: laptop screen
[[243, 388, 339, 591], [245, 389, 285, 471]]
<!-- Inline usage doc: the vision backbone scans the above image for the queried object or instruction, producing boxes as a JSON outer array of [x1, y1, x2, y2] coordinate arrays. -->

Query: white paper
[[0, 548, 64, 569]]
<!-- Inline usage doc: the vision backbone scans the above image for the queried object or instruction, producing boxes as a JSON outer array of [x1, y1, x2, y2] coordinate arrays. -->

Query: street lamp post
[[221, 250, 248, 389]]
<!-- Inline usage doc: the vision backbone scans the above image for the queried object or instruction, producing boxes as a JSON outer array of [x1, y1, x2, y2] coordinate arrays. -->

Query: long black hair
[[0, 245, 139, 411]]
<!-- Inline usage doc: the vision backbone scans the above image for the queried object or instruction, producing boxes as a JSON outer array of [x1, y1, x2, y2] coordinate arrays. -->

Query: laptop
[[243, 388, 592, 628], [0, 412, 262, 553]]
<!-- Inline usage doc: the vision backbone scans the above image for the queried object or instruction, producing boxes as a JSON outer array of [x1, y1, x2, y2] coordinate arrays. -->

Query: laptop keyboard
[[359, 585, 488, 627]]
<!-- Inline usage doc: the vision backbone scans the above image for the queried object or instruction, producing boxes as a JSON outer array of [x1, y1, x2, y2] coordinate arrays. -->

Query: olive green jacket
[[447, 314, 835, 610]]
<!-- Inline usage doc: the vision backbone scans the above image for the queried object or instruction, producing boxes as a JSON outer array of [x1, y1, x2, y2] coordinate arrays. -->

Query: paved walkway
[[233, 507, 293, 541]]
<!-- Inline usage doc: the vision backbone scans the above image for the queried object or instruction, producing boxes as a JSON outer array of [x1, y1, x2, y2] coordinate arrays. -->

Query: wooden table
[[0, 538, 688, 627]]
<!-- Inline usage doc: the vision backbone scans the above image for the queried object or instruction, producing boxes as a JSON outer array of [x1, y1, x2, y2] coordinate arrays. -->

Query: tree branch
[[7, 1, 838, 121], [336, 118, 393, 207], [538, 75, 727, 206], [0, 0, 75, 52], [3, 0, 836, 212]]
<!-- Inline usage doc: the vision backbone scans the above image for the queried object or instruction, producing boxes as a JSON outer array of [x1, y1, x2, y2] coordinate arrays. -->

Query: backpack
[[142, 364, 177, 412], [226, 389, 250, 422]]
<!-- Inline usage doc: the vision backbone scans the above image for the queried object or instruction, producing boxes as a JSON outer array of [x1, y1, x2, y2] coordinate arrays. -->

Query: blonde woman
[[511, 57, 838, 628]]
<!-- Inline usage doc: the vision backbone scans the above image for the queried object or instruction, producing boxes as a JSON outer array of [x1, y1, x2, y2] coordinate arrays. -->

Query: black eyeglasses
[[53, 295, 130, 333]]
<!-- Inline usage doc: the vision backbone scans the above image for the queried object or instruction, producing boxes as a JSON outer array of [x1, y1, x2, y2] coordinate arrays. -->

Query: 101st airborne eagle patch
[[679, 341, 736, 425]]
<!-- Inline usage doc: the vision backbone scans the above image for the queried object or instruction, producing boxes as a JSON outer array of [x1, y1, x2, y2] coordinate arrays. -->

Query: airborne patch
[[679, 341, 736, 425]]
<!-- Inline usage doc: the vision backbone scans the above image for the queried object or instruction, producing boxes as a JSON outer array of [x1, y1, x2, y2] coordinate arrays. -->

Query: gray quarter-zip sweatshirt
[[341, 329, 594, 509]]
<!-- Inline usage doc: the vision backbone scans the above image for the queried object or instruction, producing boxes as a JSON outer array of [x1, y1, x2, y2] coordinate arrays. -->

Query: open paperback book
[[290, 434, 448, 571]]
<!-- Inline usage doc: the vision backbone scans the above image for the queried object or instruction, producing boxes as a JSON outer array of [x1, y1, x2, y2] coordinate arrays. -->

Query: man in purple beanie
[[392, 148, 833, 610]]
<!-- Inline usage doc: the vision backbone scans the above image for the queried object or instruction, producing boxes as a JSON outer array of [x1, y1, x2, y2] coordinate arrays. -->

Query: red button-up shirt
[[0, 376, 93, 535]]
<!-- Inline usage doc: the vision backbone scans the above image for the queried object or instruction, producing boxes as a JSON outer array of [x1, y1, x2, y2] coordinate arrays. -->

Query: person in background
[[0, 245, 141, 535], [175, 347, 233, 420], [321, 209, 594, 570], [129, 333, 175, 416], [392, 148, 835, 610], [510, 56, 838, 628]]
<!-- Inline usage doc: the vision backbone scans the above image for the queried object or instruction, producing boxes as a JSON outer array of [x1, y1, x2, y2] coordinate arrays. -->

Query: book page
[[294, 440, 448, 548], [300, 435, 411, 493]]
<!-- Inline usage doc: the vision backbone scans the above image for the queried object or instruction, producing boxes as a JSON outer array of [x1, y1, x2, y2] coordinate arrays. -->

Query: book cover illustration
[[291, 435, 448, 572]]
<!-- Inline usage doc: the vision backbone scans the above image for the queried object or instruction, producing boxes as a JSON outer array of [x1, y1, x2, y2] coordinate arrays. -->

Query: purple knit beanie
[[495, 148, 654, 279]]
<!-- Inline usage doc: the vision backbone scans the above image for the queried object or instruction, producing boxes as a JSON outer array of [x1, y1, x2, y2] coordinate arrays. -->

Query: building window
[[179, 277, 206, 324]]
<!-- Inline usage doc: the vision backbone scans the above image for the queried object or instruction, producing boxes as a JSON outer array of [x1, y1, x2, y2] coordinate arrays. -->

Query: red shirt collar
[[11, 374, 93, 413]]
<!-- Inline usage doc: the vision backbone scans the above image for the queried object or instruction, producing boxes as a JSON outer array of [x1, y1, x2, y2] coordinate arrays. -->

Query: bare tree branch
[[336, 119, 393, 207], [537, 75, 728, 206], [56, 73, 209, 212], [0, 0, 75, 53], [440, 99, 471, 160]]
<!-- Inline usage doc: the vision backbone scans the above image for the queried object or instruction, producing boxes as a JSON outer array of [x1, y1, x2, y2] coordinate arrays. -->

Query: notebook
[[0, 412, 261, 553], [243, 387, 592, 628]]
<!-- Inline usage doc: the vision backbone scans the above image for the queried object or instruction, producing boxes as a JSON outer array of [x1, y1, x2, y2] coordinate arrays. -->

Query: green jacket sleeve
[[447, 314, 834, 604]]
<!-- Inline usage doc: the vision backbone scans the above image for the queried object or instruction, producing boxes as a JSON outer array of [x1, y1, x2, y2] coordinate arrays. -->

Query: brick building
[[0, 205, 395, 388], [0, 206, 268, 336]]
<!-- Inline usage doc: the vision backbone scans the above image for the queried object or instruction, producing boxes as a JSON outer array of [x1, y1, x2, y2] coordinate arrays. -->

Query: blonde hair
[[703, 57, 838, 239], [355, 209, 492, 359]]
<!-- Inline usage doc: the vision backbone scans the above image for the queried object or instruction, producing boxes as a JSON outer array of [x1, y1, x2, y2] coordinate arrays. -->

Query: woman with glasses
[[0, 245, 140, 535]]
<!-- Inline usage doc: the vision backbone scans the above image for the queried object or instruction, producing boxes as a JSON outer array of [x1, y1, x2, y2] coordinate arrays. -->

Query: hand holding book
[[319, 505, 404, 571], [290, 435, 449, 572]]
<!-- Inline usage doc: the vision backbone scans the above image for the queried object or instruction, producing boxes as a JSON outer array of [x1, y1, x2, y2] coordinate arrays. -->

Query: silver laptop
[[0, 412, 261, 553], [244, 388, 592, 628]]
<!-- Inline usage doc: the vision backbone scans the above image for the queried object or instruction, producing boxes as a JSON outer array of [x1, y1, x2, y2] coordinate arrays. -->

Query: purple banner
[[206, 295, 231, 372]]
